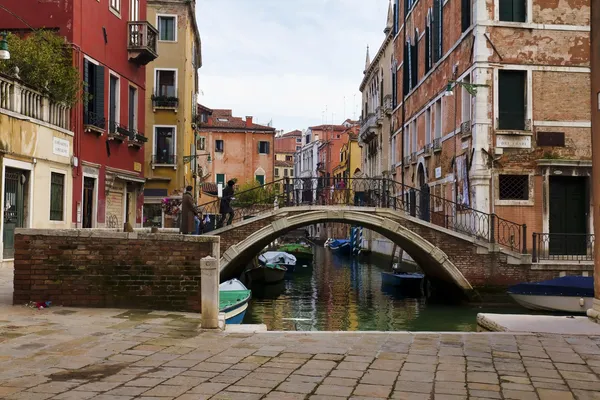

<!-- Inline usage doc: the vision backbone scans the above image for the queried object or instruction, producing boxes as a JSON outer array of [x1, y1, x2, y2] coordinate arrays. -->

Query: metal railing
[[152, 154, 176, 165], [200, 177, 528, 253], [152, 94, 178, 108], [0, 73, 70, 130], [84, 110, 106, 130], [532, 233, 594, 262], [127, 21, 158, 56]]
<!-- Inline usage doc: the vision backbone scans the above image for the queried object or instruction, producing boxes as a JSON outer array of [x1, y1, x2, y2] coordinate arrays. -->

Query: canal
[[242, 245, 529, 331]]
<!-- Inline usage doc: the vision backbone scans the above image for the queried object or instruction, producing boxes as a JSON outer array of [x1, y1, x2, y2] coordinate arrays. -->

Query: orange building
[[275, 130, 303, 154], [196, 105, 276, 201], [316, 121, 359, 180]]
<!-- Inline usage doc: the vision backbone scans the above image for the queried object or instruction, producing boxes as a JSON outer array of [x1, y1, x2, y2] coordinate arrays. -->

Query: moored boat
[[246, 263, 287, 284], [326, 239, 353, 256], [277, 243, 313, 263], [219, 279, 251, 324], [259, 251, 297, 273], [507, 276, 594, 314]]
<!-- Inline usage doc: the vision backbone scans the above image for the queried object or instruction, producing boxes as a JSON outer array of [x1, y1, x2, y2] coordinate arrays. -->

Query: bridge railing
[[200, 177, 527, 254]]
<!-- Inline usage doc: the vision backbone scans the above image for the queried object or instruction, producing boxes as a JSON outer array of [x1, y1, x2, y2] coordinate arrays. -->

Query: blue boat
[[508, 276, 594, 313], [219, 279, 251, 324], [325, 238, 353, 256]]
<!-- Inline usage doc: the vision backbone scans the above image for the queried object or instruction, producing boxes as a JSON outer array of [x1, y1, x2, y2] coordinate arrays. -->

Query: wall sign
[[435, 167, 442, 179], [496, 135, 531, 149], [52, 137, 70, 158]]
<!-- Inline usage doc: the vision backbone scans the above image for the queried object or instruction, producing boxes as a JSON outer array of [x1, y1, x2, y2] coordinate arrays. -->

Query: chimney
[[245, 116, 253, 127]]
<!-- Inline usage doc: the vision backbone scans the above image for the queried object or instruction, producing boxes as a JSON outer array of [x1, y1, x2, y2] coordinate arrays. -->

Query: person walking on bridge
[[218, 180, 236, 227], [352, 168, 368, 206]]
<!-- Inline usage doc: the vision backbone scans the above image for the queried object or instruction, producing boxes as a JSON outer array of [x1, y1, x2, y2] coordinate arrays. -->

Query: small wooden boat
[[259, 251, 297, 273], [325, 238, 353, 256], [246, 263, 287, 284], [507, 276, 594, 314], [219, 279, 251, 324], [277, 243, 313, 263]]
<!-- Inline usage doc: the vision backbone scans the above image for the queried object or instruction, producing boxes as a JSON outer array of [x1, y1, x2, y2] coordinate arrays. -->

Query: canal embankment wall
[[12, 229, 219, 312]]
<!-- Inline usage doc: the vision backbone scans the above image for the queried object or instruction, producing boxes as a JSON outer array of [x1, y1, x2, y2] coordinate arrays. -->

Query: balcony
[[128, 21, 158, 66], [433, 138, 442, 153], [152, 94, 178, 112], [128, 129, 148, 148], [359, 110, 381, 142], [107, 121, 130, 142], [383, 95, 393, 115], [152, 154, 176, 166], [84, 110, 106, 135]]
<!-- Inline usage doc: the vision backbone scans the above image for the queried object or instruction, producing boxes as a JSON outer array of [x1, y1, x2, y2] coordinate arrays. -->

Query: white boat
[[258, 251, 297, 268], [507, 276, 594, 314]]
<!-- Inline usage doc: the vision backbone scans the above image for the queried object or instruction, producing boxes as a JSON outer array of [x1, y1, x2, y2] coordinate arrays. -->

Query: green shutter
[[498, 70, 526, 130], [513, 0, 526, 22], [216, 174, 225, 185], [83, 59, 90, 124], [94, 64, 105, 125]]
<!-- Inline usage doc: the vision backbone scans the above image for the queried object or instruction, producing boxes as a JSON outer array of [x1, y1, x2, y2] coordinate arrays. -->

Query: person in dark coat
[[180, 186, 198, 234], [218, 180, 235, 227]]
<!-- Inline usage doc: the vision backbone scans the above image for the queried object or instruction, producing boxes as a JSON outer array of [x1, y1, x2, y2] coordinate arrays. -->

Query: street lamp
[[182, 153, 212, 164], [0, 31, 10, 60], [444, 79, 489, 205]]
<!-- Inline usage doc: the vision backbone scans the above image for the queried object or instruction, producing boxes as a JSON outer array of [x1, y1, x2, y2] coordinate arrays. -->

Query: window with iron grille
[[50, 172, 65, 221], [499, 175, 529, 200]]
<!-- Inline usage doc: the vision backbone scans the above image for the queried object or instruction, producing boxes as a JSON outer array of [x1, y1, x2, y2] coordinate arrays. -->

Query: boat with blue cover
[[325, 238, 353, 256], [219, 279, 251, 324], [507, 276, 594, 313]]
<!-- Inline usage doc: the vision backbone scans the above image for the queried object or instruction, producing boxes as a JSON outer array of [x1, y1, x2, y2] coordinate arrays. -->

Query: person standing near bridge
[[352, 168, 367, 206], [218, 180, 236, 227]]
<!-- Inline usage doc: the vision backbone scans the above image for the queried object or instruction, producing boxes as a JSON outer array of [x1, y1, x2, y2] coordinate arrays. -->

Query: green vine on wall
[[0, 31, 81, 106]]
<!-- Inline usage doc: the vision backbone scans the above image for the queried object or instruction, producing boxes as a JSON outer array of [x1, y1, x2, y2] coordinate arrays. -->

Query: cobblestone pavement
[[1, 305, 600, 399]]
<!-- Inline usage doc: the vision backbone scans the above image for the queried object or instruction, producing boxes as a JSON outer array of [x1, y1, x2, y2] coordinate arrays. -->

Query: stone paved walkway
[[1, 305, 600, 400]]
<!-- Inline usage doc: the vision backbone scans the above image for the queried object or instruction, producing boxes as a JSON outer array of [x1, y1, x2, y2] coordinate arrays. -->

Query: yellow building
[[0, 74, 73, 260], [143, 0, 202, 228], [333, 135, 361, 181]]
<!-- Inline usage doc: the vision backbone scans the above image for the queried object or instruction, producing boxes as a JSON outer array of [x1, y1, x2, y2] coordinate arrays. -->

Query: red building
[[315, 121, 359, 180], [275, 130, 303, 154], [1, 0, 156, 228]]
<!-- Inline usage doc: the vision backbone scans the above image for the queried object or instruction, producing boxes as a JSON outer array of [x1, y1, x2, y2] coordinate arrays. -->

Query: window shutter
[[83, 59, 90, 124], [403, 46, 409, 96], [412, 35, 418, 88], [395, 0, 401, 26], [438, 0, 443, 60], [266, 141, 270, 154], [432, 0, 440, 62], [94, 65, 105, 125], [499, 0, 513, 21], [425, 24, 430, 72], [461, 0, 471, 32], [498, 70, 526, 130], [512, 0, 526, 22], [407, 41, 412, 91], [404, 0, 409, 19]]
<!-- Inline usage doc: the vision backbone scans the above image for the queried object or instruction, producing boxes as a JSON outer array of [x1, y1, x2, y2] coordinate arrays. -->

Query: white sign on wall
[[496, 135, 531, 149], [52, 137, 70, 158], [435, 167, 442, 179]]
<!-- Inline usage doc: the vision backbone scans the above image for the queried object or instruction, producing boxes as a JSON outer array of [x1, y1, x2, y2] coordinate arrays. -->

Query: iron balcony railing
[[200, 177, 528, 254], [84, 110, 106, 130], [152, 94, 179, 108], [532, 233, 594, 262], [127, 21, 158, 65], [152, 154, 176, 165]]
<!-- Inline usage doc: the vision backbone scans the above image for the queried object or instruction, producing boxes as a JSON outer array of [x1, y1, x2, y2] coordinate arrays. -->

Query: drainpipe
[[401, 17, 406, 201]]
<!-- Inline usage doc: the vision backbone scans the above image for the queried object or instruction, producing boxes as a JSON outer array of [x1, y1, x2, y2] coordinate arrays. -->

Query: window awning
[[116, 174, 146, 184]]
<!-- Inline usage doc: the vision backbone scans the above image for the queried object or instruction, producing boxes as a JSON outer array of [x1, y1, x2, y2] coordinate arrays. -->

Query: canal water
[[242, 245, 529, 331]]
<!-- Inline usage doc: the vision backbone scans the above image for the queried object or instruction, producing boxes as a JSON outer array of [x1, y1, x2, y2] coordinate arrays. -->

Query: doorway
[[549, 176, 587, 255], [82, 177, 96, 228], [125, 184, 135, 226], [3, 168, 27, 259]]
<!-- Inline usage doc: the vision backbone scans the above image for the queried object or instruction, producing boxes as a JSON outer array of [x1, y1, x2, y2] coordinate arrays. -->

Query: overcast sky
[[196, 0, 390, 132]]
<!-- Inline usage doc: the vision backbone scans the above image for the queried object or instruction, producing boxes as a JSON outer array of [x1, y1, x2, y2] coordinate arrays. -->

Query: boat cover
[[508, 276, 594, 297], [220, 278, 247, 291], [259, 251, 297, 266], [328, 239, 351, 248]]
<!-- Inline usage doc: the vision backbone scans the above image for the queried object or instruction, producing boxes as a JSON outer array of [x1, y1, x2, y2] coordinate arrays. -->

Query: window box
[[151, 95, 178, 110]]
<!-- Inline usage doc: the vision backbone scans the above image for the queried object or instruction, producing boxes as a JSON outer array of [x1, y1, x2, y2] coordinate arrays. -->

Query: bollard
[[200, 256, 220, 329]]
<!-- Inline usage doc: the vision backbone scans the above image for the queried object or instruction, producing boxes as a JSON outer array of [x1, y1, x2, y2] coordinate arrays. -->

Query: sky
[[196, 0, 391, 133]]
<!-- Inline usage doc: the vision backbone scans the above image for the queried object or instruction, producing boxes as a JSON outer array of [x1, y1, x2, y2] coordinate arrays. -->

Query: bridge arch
[[218, 209, 474, 293]]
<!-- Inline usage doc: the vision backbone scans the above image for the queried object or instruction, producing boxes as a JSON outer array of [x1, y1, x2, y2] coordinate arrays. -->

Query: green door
[[216, 174, 225, 186], [549, 176, 587, 255], [3, 169, 26, 259], [255, 175, 265, 185]]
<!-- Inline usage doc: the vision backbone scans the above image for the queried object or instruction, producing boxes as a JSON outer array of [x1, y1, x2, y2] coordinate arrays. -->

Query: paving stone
[[468, 390, 502, 399], [537, 389, 575, 400], [468, 383, 500, 392], [436, 370, 465, 382], [322, 377, 357, 386], [0, 387, 21, 397], [70, 382, 121, 392], [554, 363, 593, 373], [105, 386, 149, 396], [286, 375, 324, 384], [467, 372, 499, 384], [275, 382, 317, 394], [390, 392, 432, 400], [336, 362, 370, 371], [28, 382, 79, 395], [352, 384, 391, 398], [369, 359, 403, 371], [500, 376, 531, 385], [315, 384, 354, 397], [51, 391, 98, 400], [309, 395, 347, 400], [394, 381, 432, 393], [124, 377, 167, 387], [313, 354, 344, 361], [397, 370, 434, 383], [560, 371, 600, 382], [141, 384, 192, 397], [303, 360, 337, 370], [566, 380, 600, 391], [225, 385, 272, 394], [329, 369, 364, 379], [573, 389, 600, 400], [344, 356, 374, 363], [360, 369, 397, 385], [263, 391, 307, 399], [433, 395, 466, 400], [402, 362, 436, 372], [434, 382, 466, 395], [502, 390, 539, 400], [210, 392, 263, 400], [92, 395, 136, 400], [187, 382, 229, 395], [501, 383, 535, 391], [6, 393, 54, 400]]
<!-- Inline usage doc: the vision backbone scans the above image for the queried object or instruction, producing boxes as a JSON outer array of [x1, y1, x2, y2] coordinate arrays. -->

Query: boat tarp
[[219, 278, 247, 291], [278, 244, 312, 254], [259, 251, 297, 266], [219, 289, 251, 311], [508, 276, 594, 297]]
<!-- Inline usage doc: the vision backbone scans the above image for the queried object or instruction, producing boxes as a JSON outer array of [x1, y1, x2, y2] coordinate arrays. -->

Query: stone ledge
[[15, 228, 219, 244]]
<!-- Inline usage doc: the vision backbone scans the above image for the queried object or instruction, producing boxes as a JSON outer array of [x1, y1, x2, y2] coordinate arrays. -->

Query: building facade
[[316, 124, 356, 182], [142, 0, 201, 228], [359, 1, 395, 179], [196, 107, 276, 203], [0, 75, 74, 260], [391, 0, 591, 254], [2, 0, 157, 231]]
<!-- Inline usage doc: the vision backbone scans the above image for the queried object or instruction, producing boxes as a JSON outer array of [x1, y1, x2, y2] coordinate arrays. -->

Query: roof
[[197, 106, 276, 132], [309, 124, 348, 131], [282, 130, 302, 137], [275, 160, 294, 167]]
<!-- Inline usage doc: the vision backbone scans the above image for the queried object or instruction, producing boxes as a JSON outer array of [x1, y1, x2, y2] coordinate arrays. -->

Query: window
[[155, 70, 176, 97], [434, 100, 442, 139], [402, 45, 409, 96], [258, 141, 270, 154], [432, 0, 443, 62], [158, 16, 176, 41], [50, 172, 65, 221], [285, 155, 293, 162], [425, 11, 432, 73], [256, 175, 265, 185], [197, 136, 206, 150], [110, 0, 120, 13], [403, 127, 409, 157], [290, 169, 294, 177], [425, 108, 432, 144], [296, 138, 301, 143], [393, 0, 399, 35], [215, 139, 224, 152], [143, 204, 162, 228], [462, 76, 472, 124], [129, 0, 139, 21], [499, 0, 526, 22], [498, 70, 526, 130], [461, 0, 472, 32], [411, 120, 417, 153], [216, 174, 225, 186], [499, 175, 529, 200], [83, 59, 105, 128], [284, 169, 288, 177], [410, 31, 418, 89], [154, 126, 175, 164], [108, 74, 119, 133], [296, 145, 301, 151], [128, 86, 137, 132], [275, 168, 280, 177]]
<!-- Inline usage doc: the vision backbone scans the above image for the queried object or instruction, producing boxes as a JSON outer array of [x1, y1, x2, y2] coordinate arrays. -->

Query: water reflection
[[243, 246, 526, 331]]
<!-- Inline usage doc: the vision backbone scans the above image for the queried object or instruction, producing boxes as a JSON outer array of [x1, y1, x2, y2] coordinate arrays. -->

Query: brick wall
[[13, 229, 219, 312]]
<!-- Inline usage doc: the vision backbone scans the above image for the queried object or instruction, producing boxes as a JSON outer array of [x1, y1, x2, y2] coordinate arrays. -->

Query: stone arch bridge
[[202, 178, 534, 295]]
